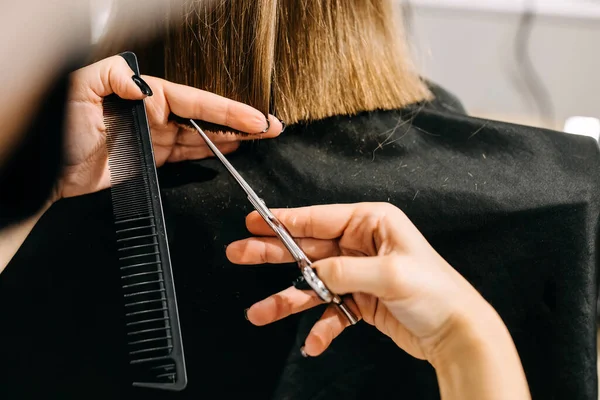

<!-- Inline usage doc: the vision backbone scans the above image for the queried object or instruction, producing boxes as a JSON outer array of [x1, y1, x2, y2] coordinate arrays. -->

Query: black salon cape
[[1, 85, 598, 400]]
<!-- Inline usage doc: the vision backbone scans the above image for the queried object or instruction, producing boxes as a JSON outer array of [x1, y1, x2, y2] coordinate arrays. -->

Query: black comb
[[103, 51, 187, 391]]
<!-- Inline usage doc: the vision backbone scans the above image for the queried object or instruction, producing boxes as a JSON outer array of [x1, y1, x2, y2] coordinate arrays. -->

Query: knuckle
[[193, 101, 206, 121], [379, 202, 405, 219], [312, 316, 340, 350], [245, 210, 260, 229], [272, 295, 291, 319], [324, 320, 339, 344], [258, 241, 270, 264], [224, 103, 233, 127], [380, 255, 403, 295], [357, 202, 403, 223], [325, 257, 346, 287], [381, 256, 398, 278], [305, 208, 316, 238]]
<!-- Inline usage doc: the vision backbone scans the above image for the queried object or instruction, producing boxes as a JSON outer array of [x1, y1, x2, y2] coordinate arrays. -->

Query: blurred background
[[402, 2, 600, 394], [405, 0, 600, 141]]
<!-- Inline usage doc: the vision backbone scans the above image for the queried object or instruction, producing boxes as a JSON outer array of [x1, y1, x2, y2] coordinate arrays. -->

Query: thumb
[[313, 255, 403, 301], [85, 55, 153, 100]]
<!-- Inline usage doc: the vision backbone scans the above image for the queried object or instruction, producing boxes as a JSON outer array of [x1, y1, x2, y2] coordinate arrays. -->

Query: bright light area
[[564, 116, 600, 142], [90, 0, 113, 44], [409, 0, 600, 20]]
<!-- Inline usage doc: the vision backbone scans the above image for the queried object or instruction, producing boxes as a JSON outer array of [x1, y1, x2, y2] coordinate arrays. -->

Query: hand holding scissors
[[190, 119, 359, 325], [226, 203, 531, 400]]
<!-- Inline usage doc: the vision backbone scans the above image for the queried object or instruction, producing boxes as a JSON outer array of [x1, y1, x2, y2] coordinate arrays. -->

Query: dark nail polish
[[300, 346, 308, 358], [132, 75, 153, 96], [244, 308, 249, 320], [260, 117, 271, 133], [278, 118, 286, 133]]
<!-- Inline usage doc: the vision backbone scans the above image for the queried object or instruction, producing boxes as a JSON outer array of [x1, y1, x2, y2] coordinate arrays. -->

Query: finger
[[226, 237, 340, 265], [245, 204, 358, 238], [165, 142, 240, 163], [245, 203, 375, 239], [175, 123, 280, 146], [160, 79, 283, 134], [313, 255, 405, 301], [75, 55, 149, 101], [303, 298, 362, 357], [245, 286, 324, 326]]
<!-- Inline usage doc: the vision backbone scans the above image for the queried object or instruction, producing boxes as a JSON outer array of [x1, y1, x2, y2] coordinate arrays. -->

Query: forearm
[[0, 201, 52, 274], [434, 306, 531, 400]]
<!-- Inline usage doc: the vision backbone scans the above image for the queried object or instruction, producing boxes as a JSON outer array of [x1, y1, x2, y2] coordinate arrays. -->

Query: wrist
[[429, 301, 531, 399], [428, 301, 504, 371]]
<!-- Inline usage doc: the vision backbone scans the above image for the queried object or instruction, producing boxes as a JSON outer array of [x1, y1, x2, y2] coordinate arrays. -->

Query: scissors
[[189, 119, 359, 325]]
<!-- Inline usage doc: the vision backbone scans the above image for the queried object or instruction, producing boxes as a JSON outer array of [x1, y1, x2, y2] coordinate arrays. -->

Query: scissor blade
[[189, 119, 259, 199]]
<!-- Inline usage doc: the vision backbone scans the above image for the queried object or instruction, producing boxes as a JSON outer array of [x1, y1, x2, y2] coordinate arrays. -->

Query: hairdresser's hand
[[227, 203, 530, 399], [227, 202, 485, 360], [55, 55, 282, 201]]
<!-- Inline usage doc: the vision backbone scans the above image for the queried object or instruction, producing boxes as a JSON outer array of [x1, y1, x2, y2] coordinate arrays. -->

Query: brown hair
[[98, 0, 431, 125]]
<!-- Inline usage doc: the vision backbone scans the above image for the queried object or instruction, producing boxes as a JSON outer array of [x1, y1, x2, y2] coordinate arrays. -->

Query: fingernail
[[260, 117, 270, 133], [132, 75, 153, 96], [278, 117, 286, 133], [300, 346, 309, 358], [244, 308, 249, 321]]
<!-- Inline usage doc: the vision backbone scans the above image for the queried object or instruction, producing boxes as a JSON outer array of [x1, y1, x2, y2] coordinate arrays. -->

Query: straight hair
[[97, 0, 431, 125]]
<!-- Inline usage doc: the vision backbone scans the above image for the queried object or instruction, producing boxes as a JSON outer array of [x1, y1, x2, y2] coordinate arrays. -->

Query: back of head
[[99, 0, 431, 125]]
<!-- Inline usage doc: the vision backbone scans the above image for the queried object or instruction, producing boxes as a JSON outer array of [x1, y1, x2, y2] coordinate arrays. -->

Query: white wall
[[409, 0, 600, 131]]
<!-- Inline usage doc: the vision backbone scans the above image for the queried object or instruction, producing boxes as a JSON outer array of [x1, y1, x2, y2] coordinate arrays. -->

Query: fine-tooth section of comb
[[103, 51, 187, 391]]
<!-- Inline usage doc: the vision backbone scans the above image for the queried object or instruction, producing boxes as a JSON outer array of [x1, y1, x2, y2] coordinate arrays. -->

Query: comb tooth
[[106, 139, 139, 147], [108, 173, 145, 182], [113, 207, 153, 219], [107, 174, 144, 187], [150, 364, 175, 371], [107, 161, 142, 169], [109, 177, 146, 187], [146, 362, 178, 383], [129, 336, 172, 346], [112, 199, 151, 210], [114, 211, 153, 219], [119, 251, 160, 261], [120, 261, 161, 271], [130, 355, 172, 365], [121, 279, 164, 290], [111, 187, 150, 198], [116, 224, 156, 234], [111, 197, 151, 207], [110, 191, 150, 201], [118, 243, 158, 252], [113, 202, 153, 216], [128, 326, 171, 336], [123, 289, 166, 298], [126, 316, 170, 327], [126, 307, 168, 317], [112, 180, 150, 189], [108, 155, 143, 165], [117, 233, 157, 243], [110, 190, 149, 200], [115, 216, 154, 225], [122, 271, 161, 280], [129, 346, 174, 356], [125, 299, 165, 307], [156, 373, 176, 380]]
